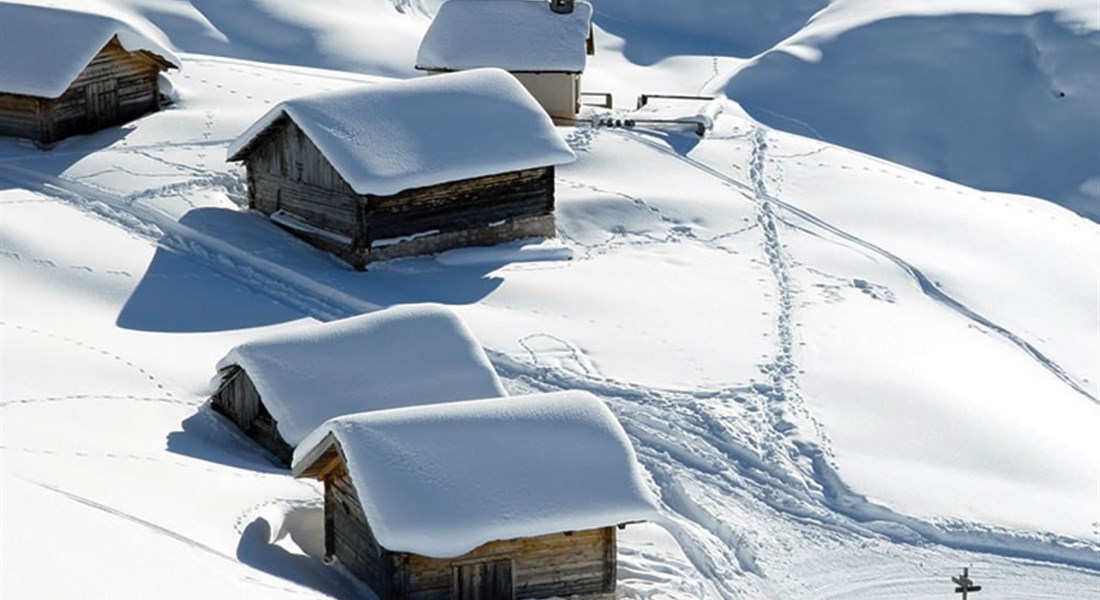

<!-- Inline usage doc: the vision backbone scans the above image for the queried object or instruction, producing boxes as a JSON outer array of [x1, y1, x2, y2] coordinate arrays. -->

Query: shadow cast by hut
[[237, 511, 376, 600]]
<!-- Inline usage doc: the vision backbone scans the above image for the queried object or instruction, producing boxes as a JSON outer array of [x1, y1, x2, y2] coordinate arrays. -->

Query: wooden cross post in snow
[[952, 567, 982, 599]]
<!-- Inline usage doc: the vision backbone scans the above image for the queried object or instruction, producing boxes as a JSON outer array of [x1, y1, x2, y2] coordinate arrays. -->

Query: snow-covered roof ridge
[[227, 68, 576, 197], [417, 0, 593, 73], [213, 304, 507, 447], [0, 2, 179, 99], [293, 391, 659, 558]]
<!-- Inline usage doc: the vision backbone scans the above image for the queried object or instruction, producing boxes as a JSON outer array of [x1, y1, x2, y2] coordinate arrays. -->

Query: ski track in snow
[[4, 119, 1097, 598]]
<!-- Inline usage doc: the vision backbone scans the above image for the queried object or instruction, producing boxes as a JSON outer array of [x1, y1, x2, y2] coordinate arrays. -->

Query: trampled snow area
[[2, 0, 1099, 599], [293, 391, 658, 558], [216, 304, 506, 447]]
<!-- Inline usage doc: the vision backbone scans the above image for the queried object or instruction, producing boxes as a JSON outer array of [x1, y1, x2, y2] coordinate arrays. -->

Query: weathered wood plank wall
[[0, 37, 164, 144], [400, 527, 616, 600], [327, 469, 395, 597], [209, 367, 294, 465]]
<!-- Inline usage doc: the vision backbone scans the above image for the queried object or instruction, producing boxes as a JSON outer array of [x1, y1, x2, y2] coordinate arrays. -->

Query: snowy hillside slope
[[2, 1, 1099, 599], [721, 1, 1100, 219], [585, 0, 1100, 219]]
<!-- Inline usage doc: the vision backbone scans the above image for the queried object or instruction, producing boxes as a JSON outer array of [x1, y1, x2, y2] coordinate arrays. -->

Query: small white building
[[416, 0, 594, 122], [293, 391, 659, 599], [209, 304, 506, 464]]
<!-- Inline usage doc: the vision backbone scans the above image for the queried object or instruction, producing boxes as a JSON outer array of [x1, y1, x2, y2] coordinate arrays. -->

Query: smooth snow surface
[[227, 68, 575, 196], [724, 1, 1100, 219], [0, 1, 178, 98], [215, 305, 506, 447], [416, 0, 592, 72], [293, 391, 659, 557]]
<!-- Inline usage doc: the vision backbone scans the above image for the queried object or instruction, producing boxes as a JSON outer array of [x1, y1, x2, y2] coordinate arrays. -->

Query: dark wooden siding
[[0, 36, 166, 144], [0, 94, 41, 140], [240, 118, 557, 269], [365, 167, 553, 240], [399, 528, 616, 600], [245, 118, 362, 240], [326, 467, 395, 597], [209, 367, 294, 466]]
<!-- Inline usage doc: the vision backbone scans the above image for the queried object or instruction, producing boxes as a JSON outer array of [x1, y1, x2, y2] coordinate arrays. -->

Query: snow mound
[[227, 68, 575, 197], [416, 0, 592, 72], [214, 304, 506, 447], [0, 1, 179, 98], [293, 391, 659, 557]]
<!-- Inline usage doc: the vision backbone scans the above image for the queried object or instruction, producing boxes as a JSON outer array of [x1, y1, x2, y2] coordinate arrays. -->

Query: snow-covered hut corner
[[0, 2, 179, 145], [292, 391, 658, 598], [226, 67, 575, 270], [416, 0, 594, 121], [208, 304, 506, 465]]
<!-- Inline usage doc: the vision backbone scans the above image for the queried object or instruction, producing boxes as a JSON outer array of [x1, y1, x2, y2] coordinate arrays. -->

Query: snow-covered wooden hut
[[209, 304, 506, 465], [0, 4, 179, 145], [293, 391, 658, 600], [416, 0, 594, 122], [226, 68, 575, 269]]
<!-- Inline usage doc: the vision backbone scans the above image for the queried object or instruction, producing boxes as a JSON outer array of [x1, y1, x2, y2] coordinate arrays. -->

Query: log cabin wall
[[242, 117, 557, 269], [398, 527, 617, 600], [0, 37, 166, 144], [244, 118, 363, 244], [363, 166, 556, 263], [210, 367, 294, 465], [326, 467, 396, 597], [0, 94, 40, 140]]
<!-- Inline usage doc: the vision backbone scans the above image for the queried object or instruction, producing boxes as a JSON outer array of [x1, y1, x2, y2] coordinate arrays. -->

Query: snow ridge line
[[0, 165, 377, 322], [612, 129, 1097, 403]]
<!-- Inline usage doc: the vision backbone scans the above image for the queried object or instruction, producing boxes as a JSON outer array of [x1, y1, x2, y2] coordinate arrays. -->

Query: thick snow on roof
[[227, 68, 575, 197], [294, 391, 658, 557], [417, 0, 592, 72], [0, 2, 179, 98], [214, 304, 506, 447]]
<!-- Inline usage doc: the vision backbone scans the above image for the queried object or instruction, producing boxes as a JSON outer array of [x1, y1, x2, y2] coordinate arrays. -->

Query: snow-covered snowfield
[[2, 0, 1098, 598]]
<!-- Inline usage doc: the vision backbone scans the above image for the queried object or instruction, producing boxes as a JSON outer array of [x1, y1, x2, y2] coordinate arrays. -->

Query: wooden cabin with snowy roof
[[0, 3, 178, 145], [226, 68, 575, 270], [209, 304, 506, 465], [292, 391, 658, 600], [416, 0, 595, 122]]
